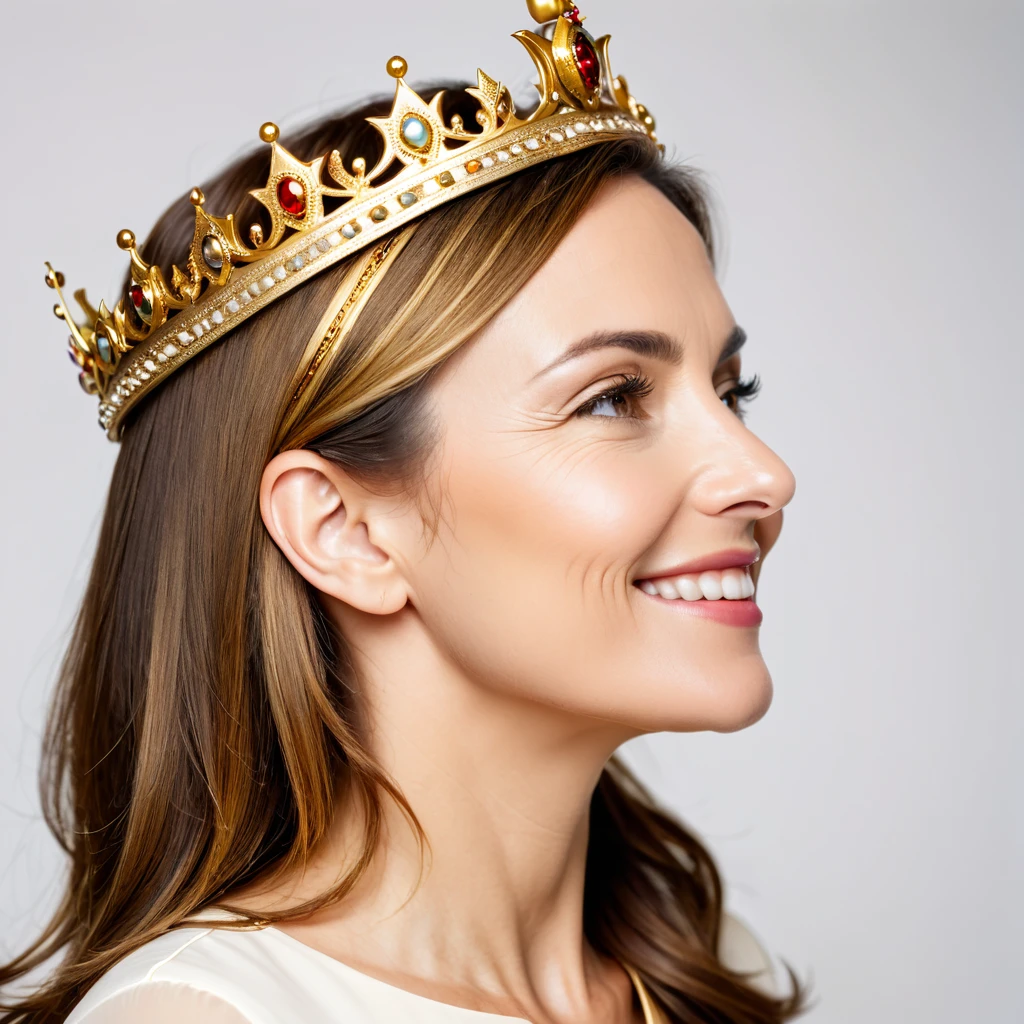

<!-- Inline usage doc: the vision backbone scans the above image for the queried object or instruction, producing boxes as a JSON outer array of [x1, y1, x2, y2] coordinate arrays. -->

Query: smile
[[635, 567, 755, 602], [633, 549, 764, 626]]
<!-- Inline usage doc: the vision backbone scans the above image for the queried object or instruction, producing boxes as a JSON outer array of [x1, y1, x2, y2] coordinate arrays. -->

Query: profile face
[[391, 175, 796, 735]]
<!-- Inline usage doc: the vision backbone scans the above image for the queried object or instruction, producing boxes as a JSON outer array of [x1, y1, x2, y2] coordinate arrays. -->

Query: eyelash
[[574, 373, 655, 419], [573, 373, 762, 420], [722, 374, 761, 420]]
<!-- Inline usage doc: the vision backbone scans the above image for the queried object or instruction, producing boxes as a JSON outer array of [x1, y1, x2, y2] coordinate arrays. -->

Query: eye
[[718, 374, 761, 420], [574, 373, 654, 419]]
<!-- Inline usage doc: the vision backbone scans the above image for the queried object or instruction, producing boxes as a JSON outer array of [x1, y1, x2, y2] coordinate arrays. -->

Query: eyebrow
[[529, 325, 747, 381]]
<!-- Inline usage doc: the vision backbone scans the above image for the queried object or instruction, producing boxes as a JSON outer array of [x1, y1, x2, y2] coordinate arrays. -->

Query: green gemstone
[[371, 206, 388, 222]]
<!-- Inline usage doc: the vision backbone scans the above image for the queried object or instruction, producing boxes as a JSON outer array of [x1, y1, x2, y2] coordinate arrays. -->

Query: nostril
[[722, 499, 770, 515]]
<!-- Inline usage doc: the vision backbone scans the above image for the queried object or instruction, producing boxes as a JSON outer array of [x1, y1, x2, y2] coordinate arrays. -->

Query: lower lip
[[637, 590, 763, 627]]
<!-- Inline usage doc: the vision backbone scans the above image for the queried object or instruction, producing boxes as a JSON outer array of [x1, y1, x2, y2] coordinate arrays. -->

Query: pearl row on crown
[[98, 111, 642, 433]]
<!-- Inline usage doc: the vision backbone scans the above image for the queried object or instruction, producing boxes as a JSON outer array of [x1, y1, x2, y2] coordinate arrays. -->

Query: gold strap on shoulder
[[620, 961, 667, 1024]]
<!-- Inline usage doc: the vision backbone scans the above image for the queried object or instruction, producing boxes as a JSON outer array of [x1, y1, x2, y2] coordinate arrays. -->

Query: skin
[[254, 175, 796, 1023]]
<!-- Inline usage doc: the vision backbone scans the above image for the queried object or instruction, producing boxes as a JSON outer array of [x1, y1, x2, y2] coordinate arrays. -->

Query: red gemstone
[[567, 4, 581, 24], [129, 283, 144, 308], [573, 31, 600, 92], [277, 176, 306, 218]]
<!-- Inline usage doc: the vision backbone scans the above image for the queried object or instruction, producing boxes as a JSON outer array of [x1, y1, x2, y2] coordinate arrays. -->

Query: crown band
[[46, 2, 661, 440]]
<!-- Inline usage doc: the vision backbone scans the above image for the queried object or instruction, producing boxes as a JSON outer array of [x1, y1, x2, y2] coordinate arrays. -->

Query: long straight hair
[[2, 89, 807, 1023]]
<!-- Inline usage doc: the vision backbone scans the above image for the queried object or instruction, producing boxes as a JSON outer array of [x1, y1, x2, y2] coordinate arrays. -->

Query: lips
[[633, 547, 763, 626], [635, 547, 760, 581]]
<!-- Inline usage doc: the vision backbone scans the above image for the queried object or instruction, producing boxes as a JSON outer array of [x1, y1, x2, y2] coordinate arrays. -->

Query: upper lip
[[635, 547, 761, 582]]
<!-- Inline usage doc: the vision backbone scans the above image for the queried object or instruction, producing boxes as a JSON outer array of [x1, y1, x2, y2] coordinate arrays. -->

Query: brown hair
[[2, 88, 808, 1023]]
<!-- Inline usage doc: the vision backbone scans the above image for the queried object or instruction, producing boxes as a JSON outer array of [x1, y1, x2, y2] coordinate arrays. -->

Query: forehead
[[467, 174, 732, 380]]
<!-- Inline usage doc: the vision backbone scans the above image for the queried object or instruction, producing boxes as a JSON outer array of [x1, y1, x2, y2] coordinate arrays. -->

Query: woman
[[3, 2, 807, 1021]]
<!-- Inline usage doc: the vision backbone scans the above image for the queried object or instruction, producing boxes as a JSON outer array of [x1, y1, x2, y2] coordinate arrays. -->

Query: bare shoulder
[[719, 911, 778, 996]]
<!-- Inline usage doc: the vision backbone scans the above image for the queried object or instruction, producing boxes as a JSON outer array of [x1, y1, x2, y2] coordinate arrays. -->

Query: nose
[[686, 403, 797, 526]]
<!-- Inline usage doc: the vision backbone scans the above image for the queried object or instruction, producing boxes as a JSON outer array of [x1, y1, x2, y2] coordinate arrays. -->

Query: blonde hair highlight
[[2, 94, 807, 1024]]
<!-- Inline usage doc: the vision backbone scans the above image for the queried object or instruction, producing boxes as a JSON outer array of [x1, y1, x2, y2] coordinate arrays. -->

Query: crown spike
[[190, 187, 205, 207], [386, 56, 408, 79], [526, 0, 571, 24], [259, 122, 280, 145], [116, 229, 135, 251]]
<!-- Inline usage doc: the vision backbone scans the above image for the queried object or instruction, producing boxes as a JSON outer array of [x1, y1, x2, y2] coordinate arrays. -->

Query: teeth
[[697, 571, 723, 601], [638, 566, 755, 602], [720, 569, 744, 600]]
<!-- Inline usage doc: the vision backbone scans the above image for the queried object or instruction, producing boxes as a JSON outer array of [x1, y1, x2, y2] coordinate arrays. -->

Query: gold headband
[[289, 226, 414, 409]]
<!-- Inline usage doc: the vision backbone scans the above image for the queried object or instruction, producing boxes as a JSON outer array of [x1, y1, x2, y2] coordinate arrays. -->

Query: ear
[[260, 449, 409, 615]]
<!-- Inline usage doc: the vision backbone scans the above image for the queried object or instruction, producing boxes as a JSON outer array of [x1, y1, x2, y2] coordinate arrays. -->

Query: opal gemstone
[[401, 115, 430, 150], [277, 176, 306, 217], [201, 235, 224, 271], [96, 332, 113, 365], [371, 205, 388, 222], [399, 191, 418, 206], [573, 30, 600, 92]]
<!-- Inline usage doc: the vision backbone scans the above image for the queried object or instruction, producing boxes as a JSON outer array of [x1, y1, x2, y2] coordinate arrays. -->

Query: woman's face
[[393, 175, 795, 734]]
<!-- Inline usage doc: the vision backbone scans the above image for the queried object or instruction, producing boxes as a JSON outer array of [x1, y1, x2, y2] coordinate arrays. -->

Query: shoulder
[[64, 925, 349, 1024], [719, 911, 779, 997], [65, 929, 249, 1024]]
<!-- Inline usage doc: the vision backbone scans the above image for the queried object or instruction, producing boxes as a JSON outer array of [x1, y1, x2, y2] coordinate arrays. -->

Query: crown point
[[189, 187, 205, 207], [53, 303, 66, 320], [116, 229, 136, 251], [526, 0, 569, 24], [386, 56, 408, 79], [259, 122, 280, 144], [45, 266, 65, 289]]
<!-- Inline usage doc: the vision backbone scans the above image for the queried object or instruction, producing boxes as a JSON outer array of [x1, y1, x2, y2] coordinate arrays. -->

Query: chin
[[634, 665, 775, 735], [708, 671, 775, 733]]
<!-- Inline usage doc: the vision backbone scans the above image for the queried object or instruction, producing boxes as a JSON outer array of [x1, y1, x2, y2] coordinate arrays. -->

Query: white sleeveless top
[[65, 912, 777, 1023]]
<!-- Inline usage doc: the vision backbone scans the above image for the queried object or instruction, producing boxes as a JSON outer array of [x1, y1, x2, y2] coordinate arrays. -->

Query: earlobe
[[259, 450, 409, 615]]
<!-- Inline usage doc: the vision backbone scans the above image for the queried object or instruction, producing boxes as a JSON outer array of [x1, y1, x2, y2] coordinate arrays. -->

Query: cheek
[[443, 435, 666, 591], [410, 436, 671, 707]]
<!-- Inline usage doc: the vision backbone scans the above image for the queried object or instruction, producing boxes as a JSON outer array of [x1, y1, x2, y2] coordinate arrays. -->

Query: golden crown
[[46, 0, 659, 439]]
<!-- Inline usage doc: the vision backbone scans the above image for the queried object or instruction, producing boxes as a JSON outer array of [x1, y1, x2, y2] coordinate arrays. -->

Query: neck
[[249, 604, 638, 1020]]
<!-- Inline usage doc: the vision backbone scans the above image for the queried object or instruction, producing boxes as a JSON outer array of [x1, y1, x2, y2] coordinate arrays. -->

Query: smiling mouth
[[634, 566, 755, 602]]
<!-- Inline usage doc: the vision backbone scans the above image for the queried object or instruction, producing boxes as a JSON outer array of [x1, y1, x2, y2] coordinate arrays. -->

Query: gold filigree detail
[[46, 1, 660, 434]]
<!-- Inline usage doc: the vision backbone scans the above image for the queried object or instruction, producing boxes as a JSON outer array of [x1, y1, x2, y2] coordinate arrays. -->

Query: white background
[[2, 1, 1021, 1021]]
